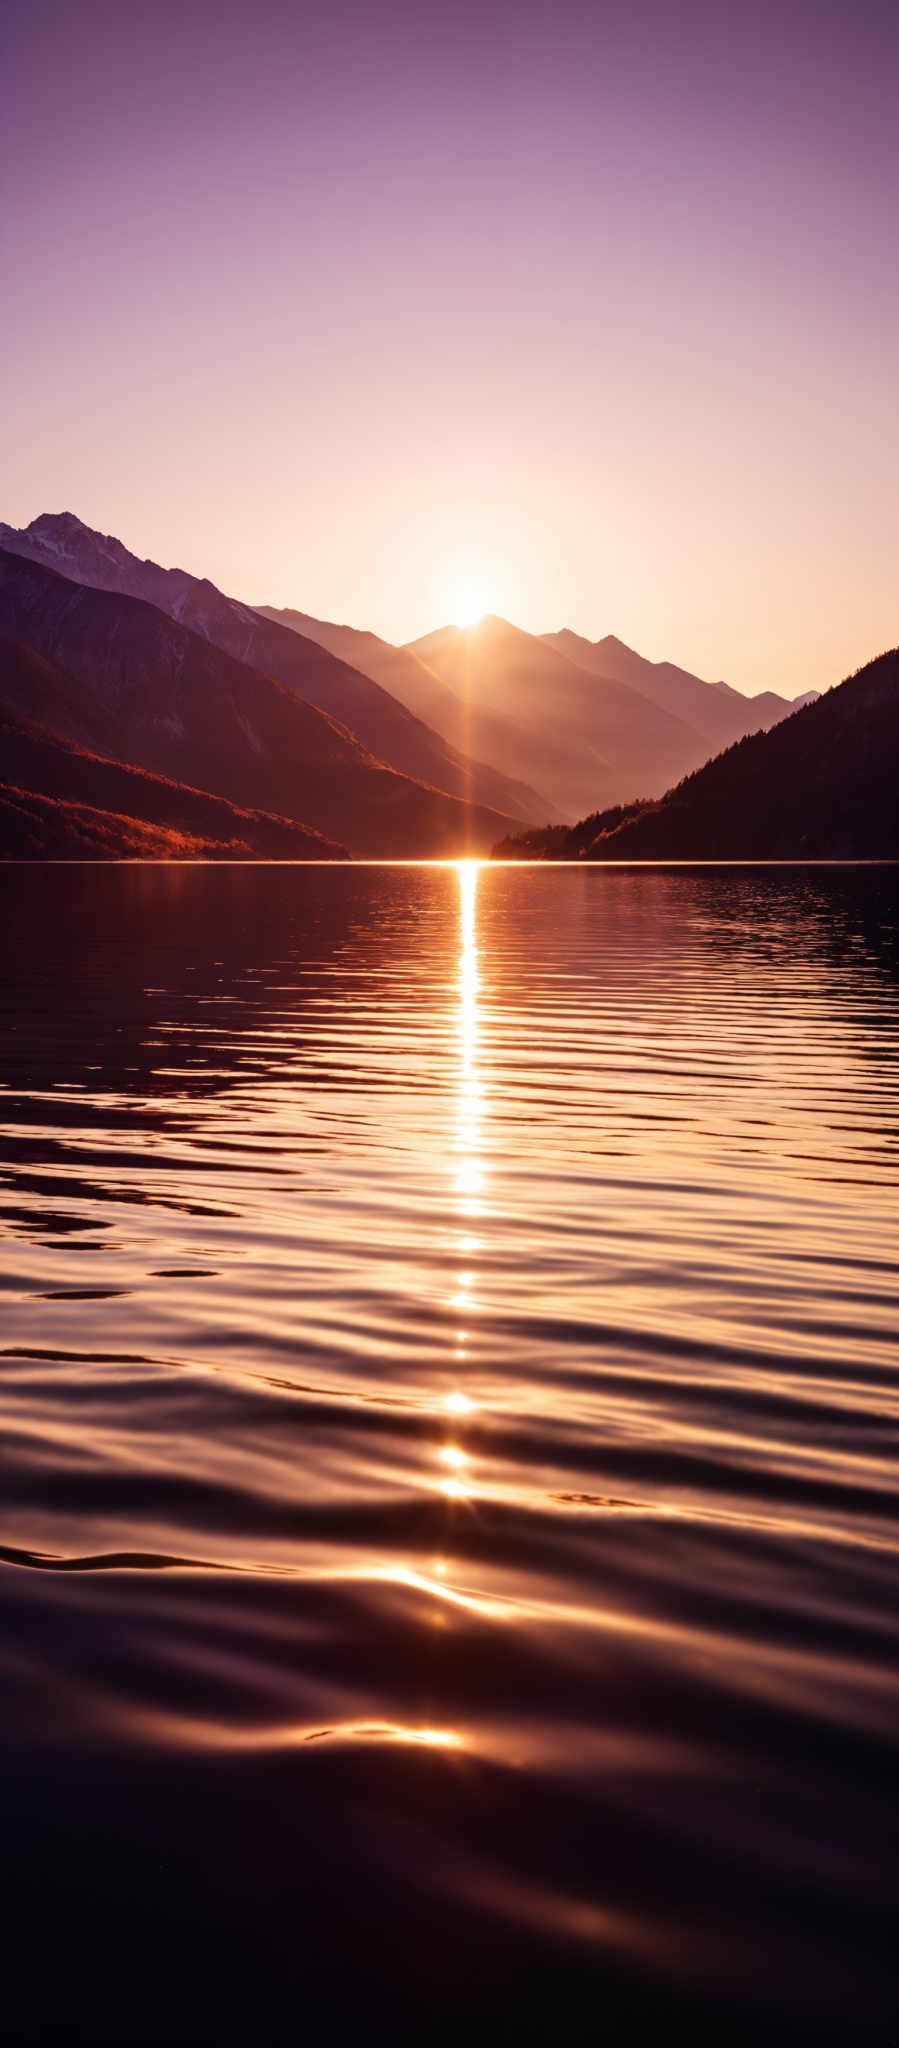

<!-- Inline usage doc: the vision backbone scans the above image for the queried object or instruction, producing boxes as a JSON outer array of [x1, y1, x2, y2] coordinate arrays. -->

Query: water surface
[[1, 861, 898, 2044]]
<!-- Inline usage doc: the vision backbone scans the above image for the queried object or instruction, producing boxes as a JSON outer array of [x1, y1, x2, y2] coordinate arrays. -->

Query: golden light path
[[438, 860, 483, 1500], [456, 859, 482, 1222]]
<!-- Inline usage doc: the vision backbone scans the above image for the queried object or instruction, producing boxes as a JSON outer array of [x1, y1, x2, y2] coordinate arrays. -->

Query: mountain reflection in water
[[0, 860, 898, 2046]]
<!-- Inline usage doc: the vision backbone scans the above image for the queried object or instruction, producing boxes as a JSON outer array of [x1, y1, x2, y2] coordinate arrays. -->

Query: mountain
[[0, 783, 245, 860], [0, 552, 514, 857], [541, 629, 816, 748], [256, 612, 461, 732], [1, 513, 820, 832], [0, 627, 111, 751], [0, 777, 341, 862], [0, 514, 546, 825], [255, 604, 555, 822], [402, 615, 712, 818], [495, 648, 899, 861], [0, 641, 348, 860]]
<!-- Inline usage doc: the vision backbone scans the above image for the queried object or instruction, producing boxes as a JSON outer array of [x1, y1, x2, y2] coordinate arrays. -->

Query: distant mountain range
[[0, 508, 840, 863], [403, 617, 692, 817], [257, 601, 817, 820], [411, 619, 818, 817], [495, 647, 899, 861], [541, 629, 819, 749]]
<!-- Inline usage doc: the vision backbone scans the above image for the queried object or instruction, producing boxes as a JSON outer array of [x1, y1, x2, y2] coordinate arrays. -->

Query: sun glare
[[451, 578, 490, 628]]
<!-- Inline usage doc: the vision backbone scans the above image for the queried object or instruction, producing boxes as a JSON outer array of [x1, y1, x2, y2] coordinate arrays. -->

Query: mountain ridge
[[254, 600, 557, 822], [539, 627, 817, 749], [0, 511, 826, 841], [0, 550, 516, 857], [402, 614, 717, 817], [0, 514, 549, 825]]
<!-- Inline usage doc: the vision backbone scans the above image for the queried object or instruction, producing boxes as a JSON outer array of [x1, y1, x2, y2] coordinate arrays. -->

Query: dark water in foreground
[[1, 861, 898, 2045]]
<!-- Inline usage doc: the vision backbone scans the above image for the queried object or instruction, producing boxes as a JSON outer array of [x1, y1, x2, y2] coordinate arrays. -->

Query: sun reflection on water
[[455, 861, 483, 1218], [439, 861, 485, 1495]]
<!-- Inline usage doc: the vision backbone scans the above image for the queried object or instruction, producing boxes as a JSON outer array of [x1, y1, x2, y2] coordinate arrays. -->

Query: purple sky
[[4, 0, 897, 693]]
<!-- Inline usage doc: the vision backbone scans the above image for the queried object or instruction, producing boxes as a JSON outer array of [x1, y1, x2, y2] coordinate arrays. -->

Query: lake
[[1, 861, 898, 2045]]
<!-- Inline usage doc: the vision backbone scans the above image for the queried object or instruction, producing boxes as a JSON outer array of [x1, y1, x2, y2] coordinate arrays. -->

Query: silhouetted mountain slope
[[0, 783, 344, 861], [304, 620, 480, 764], [256, 603, 556, 822], [0, 553, 513, 857], [0, 513, 545, 823], [495, 649, 899, 860], [0, 659, 348, 860], [404, 615, 707, 817], [541, 628, 816, 746], [258, 609, 457, 725], [0, 785, 246, 860]]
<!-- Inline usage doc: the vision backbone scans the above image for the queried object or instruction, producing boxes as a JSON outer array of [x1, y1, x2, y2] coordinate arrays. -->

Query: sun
[[450, 577, 490, 628]]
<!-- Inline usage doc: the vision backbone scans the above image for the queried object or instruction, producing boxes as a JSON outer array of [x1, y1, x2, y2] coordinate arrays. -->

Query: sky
[[3, 0, 897, 695]]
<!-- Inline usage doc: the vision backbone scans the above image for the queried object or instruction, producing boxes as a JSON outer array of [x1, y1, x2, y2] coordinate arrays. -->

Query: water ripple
[[0, 861, 897, 2044]]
